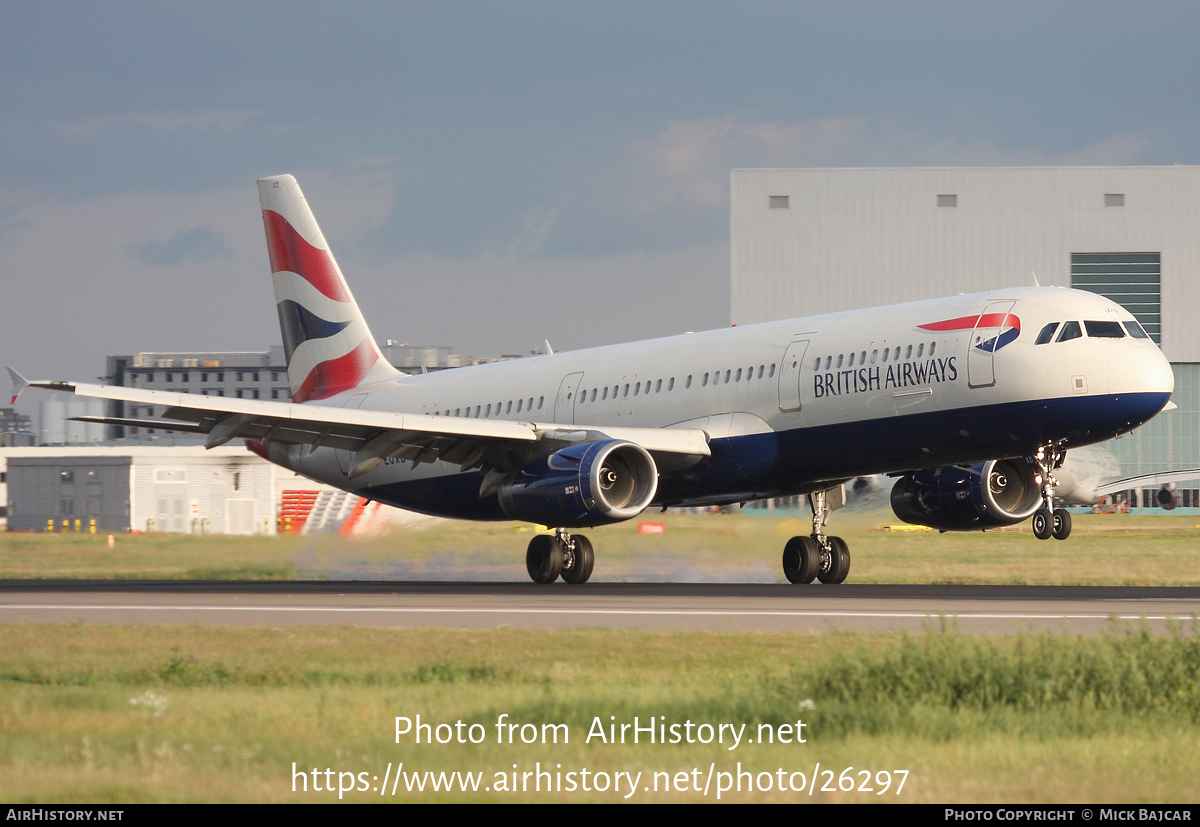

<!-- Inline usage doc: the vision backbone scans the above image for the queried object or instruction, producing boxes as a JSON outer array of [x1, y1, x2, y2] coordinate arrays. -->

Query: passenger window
[[474, 405, 480, 417], [1124, 321, 1149, 339], [848, 352, 856, 367], [836, 354, 843, 369], [736, 368, 743, 382], [769, 364, 776, 377], [602, 387, 608, 400], [455, 408, 460, 416], [592, 388, 597, 401], [881, 348, 888, 362], [528, 397, 534, 410], [506, 401, 512, 413], [1085, 320, 1125, 339], [1035, 323, 1059, 345], [917, 343, 924, 358], [928, 343, 935, 356], [634, 383, 640, 396], [904, 345, 911, 360], [485, 404, 491, 417], [724, 370, 731, 383], [1057, 321, 1082, 342], [758, 365, 764, 378], [623, 384, 629, 397], [813, 357, 821, 371], [669, 377, 675, 391], [702, 373, 709, 387], [686, 375, 692, 388], [870, 349, 878, 364], [517, 399, 523, 413], [655, 379, 662, 392], [538, 396, 544, 409]]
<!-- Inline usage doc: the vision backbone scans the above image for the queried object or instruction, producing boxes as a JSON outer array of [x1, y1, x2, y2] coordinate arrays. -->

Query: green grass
[[4, 510, 1200, 584], [2, 623, 1200, 802]]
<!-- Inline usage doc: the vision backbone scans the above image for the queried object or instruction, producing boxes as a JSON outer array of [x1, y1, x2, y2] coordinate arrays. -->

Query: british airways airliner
[[8, 174, 1176, 585]]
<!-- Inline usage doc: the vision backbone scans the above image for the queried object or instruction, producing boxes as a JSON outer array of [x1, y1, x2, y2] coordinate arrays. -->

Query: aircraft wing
[[1093, 469, 1200, 497], [8, 368, 710, 479]]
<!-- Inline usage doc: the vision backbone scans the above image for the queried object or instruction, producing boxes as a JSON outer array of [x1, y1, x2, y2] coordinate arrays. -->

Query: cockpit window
[[1084, 321, 1125, 339], [1035, 323, 1060, 345], [1124, 321, 1150, 339], [1056, 321, 1082, 342]]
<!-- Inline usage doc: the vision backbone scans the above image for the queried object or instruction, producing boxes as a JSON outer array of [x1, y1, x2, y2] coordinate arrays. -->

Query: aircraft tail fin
[[257, 174, 399, 403], [6, 365, 30, 405]]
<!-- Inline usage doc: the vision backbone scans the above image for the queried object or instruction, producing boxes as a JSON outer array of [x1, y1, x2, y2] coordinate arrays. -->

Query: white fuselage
[[277, 286, 1174, 519]]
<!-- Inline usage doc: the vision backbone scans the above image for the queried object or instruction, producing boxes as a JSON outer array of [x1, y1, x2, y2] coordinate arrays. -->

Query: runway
[[1, 581, 1198, 633]]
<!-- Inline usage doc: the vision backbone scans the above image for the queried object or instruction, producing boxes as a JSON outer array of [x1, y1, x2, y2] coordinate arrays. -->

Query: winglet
[[544, 339, 554, 356], [6, 366, 29, 405], [1031, 270, 1040, 287]]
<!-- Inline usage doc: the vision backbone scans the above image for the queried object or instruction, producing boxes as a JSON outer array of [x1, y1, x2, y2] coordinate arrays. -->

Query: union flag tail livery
[[258, 175, 398, 402]]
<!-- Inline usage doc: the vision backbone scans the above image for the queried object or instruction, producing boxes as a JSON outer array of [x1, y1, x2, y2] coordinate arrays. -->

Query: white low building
[[1, 445, 342, 534]]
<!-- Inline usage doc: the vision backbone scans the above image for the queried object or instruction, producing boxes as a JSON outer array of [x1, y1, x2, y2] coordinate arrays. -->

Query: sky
[[3, 1, 1199, 420]]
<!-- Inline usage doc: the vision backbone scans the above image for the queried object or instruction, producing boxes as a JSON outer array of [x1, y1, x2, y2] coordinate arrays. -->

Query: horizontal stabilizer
[[68, 415, 207, 434]]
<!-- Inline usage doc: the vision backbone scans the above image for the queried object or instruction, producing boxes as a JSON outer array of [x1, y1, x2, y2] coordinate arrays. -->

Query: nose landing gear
[[1030, 443, 1072, 541], [525, 527, 595, 584], [782, 487, 850, 584]]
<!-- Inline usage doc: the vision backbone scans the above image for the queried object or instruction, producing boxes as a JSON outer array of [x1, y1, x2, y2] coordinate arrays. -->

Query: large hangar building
[[731, 166, 1200, 502]]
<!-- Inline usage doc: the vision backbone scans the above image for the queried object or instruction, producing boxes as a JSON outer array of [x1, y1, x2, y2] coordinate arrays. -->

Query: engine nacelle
[[890, 458, 1044, 531], [497, 439, 658, 528]]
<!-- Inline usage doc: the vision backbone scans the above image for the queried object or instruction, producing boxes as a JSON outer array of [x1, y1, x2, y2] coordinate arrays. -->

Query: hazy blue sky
[[3, 1, 1198, 418]]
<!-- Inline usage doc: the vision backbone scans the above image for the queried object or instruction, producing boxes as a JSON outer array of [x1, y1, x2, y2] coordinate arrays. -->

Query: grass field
[[3, 509, 1199, 585], [5, 510, 1199, 802], [2, 623, 1199, 803]]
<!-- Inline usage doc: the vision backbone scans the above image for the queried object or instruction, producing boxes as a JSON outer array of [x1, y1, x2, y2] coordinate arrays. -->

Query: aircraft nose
[[1108, 344, 1175, 397]]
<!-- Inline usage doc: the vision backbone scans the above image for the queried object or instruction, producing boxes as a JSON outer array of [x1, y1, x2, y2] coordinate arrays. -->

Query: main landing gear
[[526, 528, 595, 584], [1030, 443, 1072, 541], [782, 487, 850, 585]]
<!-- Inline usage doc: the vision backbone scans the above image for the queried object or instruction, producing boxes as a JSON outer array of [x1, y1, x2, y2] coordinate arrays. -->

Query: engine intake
[[498, 439, 658, 528], [890, 458, 1044, 531]]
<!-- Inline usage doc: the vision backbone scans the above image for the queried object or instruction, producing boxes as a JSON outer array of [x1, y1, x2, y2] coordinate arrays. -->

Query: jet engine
[[890, 458, 1044, 531], [497, 439, 658, 528], [1156, 485, 1178, 511]]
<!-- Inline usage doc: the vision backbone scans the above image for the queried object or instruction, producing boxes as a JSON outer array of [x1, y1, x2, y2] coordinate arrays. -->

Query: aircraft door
[[777, 340, 810, 412], [967, 301, 1016, 389], [554, 372, 585, 424]]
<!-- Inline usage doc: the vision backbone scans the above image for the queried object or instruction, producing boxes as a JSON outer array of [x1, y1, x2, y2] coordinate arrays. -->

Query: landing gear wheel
[[1031, 508, 1053, 540], [782, 536, 820, 584], [1052, 508, 1072, 540], [526, 535, 563, 584], [818, 536, 851, 584], [561, 535, 594, 584]]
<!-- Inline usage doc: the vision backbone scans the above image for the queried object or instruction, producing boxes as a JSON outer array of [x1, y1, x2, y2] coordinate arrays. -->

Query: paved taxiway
[[1, 581, 1198, 633]]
